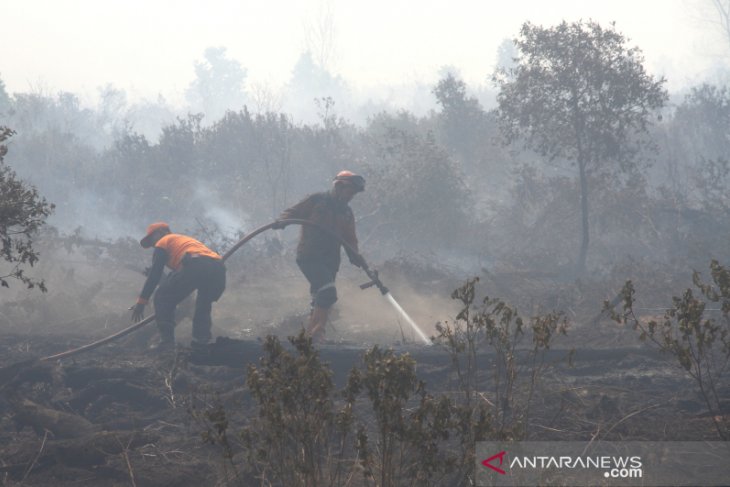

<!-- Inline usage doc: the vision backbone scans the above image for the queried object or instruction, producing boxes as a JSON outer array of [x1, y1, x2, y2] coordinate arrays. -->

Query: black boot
[[152, 321, 175, 352]]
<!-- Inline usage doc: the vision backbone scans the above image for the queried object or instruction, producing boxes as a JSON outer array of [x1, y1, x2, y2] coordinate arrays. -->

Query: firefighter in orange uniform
[[130, 222, 226, 350]]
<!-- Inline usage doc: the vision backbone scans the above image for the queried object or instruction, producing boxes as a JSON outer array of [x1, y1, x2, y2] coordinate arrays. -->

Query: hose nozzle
[[359, 269, 389, 295]]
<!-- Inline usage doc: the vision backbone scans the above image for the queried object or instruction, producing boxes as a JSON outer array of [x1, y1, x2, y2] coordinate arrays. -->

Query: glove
[[131, 302, 146, 323], [271, 220, 288, 230], [350, 253, 366, 269]]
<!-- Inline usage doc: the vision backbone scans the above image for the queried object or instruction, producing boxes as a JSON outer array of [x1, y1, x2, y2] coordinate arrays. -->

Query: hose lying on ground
[[38, 218, 386, 362]]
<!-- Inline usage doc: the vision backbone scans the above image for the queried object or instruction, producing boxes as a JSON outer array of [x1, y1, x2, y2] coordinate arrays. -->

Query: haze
[[2, 0, 727, 108]]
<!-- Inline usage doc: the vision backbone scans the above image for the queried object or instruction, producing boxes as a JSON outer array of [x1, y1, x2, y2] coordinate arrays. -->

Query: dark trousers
[[153, 256, 226, 342], [297, 256, 338, 308]]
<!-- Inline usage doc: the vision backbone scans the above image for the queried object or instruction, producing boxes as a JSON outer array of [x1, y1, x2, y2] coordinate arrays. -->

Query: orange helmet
[[140, 222, 170, 248], [333, 170, 365, 192]]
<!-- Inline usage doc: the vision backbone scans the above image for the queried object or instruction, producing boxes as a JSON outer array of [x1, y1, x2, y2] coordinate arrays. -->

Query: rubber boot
[[153, 321, 175, 352], [306, 306, 330, 343]]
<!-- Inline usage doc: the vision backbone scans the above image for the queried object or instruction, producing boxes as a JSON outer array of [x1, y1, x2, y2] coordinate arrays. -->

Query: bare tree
[[248, 82, 283, 114], [303, 0, 337, 71], [710, 0, 730, 48]]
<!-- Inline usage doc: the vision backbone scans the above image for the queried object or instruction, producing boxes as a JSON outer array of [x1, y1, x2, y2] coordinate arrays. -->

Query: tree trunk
[[577, 158, 589, 275]]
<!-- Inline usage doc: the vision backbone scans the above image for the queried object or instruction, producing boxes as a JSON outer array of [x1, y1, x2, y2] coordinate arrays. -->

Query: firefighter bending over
[[274, 171, 366, 342], [130, 222, 226, 350]]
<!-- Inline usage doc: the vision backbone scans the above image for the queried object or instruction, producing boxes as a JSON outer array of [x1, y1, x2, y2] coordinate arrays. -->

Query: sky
[[1, 0, 728, 106]]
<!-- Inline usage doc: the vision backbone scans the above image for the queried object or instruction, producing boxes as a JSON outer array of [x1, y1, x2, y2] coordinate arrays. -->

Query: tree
[[674, 84, 730, 162], [285, 51, 349, 124], [704, 0, 730, 53], [495, 38, 518, 73], [303, 0, 338, 72], [361, 127, 474, 254], [126, 94, 177, 141], [0, 127, 54, 290], [186, 47, 248, 122], [657, 83, 730, 208], [495, 20, 667, 274], [0, 74, 11, 118], [432, 72, 487, 165], [96, 84, 129, 142]]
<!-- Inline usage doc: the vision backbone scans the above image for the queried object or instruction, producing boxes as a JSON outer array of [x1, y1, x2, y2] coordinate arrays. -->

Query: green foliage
[[0, 75, 11, 117], [361, 127, 474, 253], [435, 278, 568, 449], [432, 73, 487, 163], [611, 261, 730, 439], [346, 346, 457, 487], [95, 104, 364, 231], [432, 74, 513, 211], [657, 84, 730, 211], [496, 20, 667, 165], [0, 127, 54, 290], [10, 91, 111, 149], [664, 84, 730, 213], [194, 396, 243, 482], [193, 280, 573, 486], [695, 156, 730, 214], [495, 38, 518, 73], [495, 20, 668, 273], [675, 84, 730, 161], [241, 332, 356, 487]]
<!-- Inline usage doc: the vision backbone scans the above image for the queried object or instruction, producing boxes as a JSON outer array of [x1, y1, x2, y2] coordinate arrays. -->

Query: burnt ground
[[0, 248, 728, 486], [0, 328, 725, 487]]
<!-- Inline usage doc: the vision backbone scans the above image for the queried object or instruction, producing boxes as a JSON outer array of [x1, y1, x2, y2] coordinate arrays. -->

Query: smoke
[[47, 189, 140, 240], [203, 206, 245, 235], [193, 183, 251, 235]]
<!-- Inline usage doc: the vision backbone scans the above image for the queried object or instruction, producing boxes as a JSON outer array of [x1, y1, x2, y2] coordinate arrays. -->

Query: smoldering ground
[[1, 229, 729, 487]]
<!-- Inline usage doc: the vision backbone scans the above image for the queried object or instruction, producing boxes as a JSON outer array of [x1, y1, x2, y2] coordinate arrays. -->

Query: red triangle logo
[[482, 450, 507, 475]]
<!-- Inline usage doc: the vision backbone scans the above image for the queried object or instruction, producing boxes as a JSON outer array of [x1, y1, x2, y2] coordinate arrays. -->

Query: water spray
[[358, 265, 432, 346]]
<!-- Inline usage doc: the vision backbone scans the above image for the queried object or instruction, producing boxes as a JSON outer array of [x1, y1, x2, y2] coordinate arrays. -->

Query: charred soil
[[0, 328, 724, 486]]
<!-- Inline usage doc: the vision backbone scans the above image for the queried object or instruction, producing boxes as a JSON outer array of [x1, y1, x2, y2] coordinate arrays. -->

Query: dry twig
[[115, 435, 138, 487], [20, 428, 49, 484]]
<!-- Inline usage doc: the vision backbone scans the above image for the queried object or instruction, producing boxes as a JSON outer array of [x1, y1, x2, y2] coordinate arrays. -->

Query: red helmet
[[333, 170, 365, 192]]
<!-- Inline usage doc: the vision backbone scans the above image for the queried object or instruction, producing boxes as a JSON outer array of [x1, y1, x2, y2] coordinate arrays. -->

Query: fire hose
[[37, 218, 430, 363]]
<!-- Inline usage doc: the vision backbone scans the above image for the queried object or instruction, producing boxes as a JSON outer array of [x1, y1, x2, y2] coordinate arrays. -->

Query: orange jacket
[[137, 234, 222, 304], [155, 234, 221, 271]]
